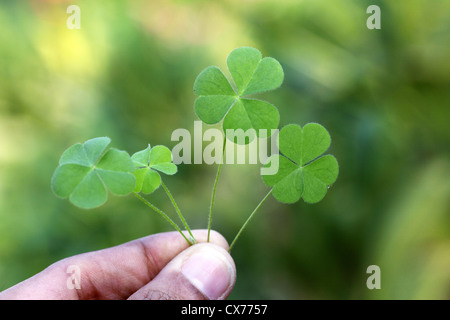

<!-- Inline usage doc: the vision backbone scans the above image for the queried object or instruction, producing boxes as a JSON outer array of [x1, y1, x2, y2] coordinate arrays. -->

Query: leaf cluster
[[51, 46, 339, 249], [193, 47, 339, 205], [52, 139, 176, 209]]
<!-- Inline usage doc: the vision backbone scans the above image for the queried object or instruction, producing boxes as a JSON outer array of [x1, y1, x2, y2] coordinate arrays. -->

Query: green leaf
[[83, 137, 111, 164], [279, 123, 331, 166], [193, 66, 237, 124], [222, 99, 280, 143], [51, 137, 136, 209], [129, 145, 151, 167], [262, 124, 338, 204], [96, 149, 136, 195], [149, 145, 173, 165], [194, 95, 237, 125], [51, 164, 91, 198], [227, 47, 283, 96], [131, 144, 178, 194], [193, 66, 236, 96], [302, 155, 338, 203], [59, 143, 91, 166], [69, 170, 107, 209], [194, 47, 283, 143], [226, 47, 262, 96], [134, 168, 161, 194], [263, 155, 303, 204]]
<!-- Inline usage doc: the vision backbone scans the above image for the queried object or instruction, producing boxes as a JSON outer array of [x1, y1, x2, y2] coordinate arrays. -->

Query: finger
[[0, 230, 228, 300], [128, 243, 236, 300]]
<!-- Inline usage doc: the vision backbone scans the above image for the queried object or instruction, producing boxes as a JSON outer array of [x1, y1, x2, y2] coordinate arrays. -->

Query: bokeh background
[[1, 0, 449, 299]]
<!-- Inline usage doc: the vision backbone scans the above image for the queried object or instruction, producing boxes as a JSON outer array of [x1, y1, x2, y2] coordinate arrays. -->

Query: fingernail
[[181, 245, 234, 300]]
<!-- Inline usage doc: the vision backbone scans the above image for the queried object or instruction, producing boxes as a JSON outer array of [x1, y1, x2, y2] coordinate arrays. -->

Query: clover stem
[[228, 189, 273, 252], [133, 192, 193, 245], [207, 137, 226, 242], [160, 181, 196, 244]]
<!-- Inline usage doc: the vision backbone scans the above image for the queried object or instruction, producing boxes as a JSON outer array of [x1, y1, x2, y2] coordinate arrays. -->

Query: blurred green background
[[0, 0, 449, 299]]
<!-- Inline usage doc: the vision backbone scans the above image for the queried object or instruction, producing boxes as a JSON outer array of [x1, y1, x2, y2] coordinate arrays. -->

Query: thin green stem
[[161, 180, 196, 244], [207, 137, 226, 242], [133, 192, 193, 245], [228, 189, 273, 252]]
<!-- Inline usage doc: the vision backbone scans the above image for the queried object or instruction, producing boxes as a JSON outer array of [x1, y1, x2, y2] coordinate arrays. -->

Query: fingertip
[[128, 242, 236, 300], [181, 243, 236, 300], [190, 229, 230, 251]]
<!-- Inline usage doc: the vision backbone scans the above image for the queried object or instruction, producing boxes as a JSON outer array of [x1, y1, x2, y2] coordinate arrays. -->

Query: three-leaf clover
[[131, 145, 177, 194], [51, 137, 136, 209], [262, 123, 339, 204], [194, 47, 284, 142]]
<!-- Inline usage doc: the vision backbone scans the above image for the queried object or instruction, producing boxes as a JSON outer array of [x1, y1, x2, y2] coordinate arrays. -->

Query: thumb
[[128, 243, 236, 300]]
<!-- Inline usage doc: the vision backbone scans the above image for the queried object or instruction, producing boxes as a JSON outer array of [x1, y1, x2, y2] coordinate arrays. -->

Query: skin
[[0, 230, 236, 300]]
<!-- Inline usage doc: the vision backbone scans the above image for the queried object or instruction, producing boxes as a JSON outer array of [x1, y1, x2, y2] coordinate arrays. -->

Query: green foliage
[[51, 137, 136, 209], [49, 47, 338, 252], [262, 123, 339, 204], [131, 145, 177, 194], [194, 47, 283, 142], [2, 0, 449, 300]]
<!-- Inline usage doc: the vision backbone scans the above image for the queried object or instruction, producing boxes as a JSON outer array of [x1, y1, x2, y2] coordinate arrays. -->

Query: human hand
[[0, 230, 236, 300]]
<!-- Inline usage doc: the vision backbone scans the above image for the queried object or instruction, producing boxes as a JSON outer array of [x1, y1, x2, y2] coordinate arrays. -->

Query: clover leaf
[[131, 145, 177, 194], [51, 137, 136, 209], [194, 47, 283, 142], [262, 123, 339, 204]]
